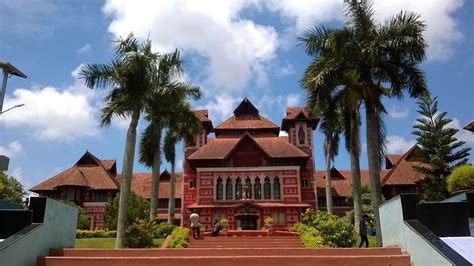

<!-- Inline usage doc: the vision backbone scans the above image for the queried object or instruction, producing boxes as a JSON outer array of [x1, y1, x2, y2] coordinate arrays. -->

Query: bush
[[123, 219, 154, 248], [220, 218, 229, 227], [168, 227, 189, 248], [301, 209, 356, 247], [153, 222, 177, 238], [76, 230, 117, 239], [264, 216, 273, 225], [447, 165, 474, 193], [290, 222, 324, 248]]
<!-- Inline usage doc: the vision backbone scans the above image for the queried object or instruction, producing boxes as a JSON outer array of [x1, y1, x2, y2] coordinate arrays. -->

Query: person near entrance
[[211, 219, 222, 237], [359, 214, 369, 247], [190, 209, 200, 239]]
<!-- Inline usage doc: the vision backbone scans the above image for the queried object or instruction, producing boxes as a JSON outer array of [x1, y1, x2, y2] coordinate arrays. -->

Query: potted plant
[[264, 216, 273, 230], [220, 218, 229, 236]]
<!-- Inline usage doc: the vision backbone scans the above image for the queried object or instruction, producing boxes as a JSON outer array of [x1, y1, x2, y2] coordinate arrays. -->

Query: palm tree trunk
[[349, 111, 363, 233], [168, 160, 176, 224], [115, 109, 140, 249], [150, 126, 162, 220], [365, 101, 383, 247], [325, 136, 333, 214]]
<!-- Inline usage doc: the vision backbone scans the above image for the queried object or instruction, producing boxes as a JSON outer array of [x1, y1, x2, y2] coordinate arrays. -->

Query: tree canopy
[[104, 192, 150, 230], [0, 172, 26, 204]]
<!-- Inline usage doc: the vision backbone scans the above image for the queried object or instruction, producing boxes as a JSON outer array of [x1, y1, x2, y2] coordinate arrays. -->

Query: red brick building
[[181, 98, 318, 231]]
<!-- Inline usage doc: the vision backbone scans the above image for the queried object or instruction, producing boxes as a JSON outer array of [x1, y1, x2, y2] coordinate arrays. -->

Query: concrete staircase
[[37, 236, 411, 266]]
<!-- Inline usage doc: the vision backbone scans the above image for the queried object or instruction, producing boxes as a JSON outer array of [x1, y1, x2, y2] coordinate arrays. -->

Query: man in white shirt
[[190, 209, 200, 239]]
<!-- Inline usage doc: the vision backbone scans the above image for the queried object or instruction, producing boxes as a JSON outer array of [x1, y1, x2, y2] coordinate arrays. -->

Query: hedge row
[[76, 230, 117, 239]]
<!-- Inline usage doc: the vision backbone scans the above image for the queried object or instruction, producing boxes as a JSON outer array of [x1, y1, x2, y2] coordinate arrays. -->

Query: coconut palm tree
[[80, 33, 160, 248], [307, 97, 341, 214], [163, 102, 201, 224], [300, 0, 428, 246], [139, 50, 201, 220]]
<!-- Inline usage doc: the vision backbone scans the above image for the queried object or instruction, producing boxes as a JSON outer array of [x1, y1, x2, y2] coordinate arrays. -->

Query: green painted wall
[[0, 198, 77, 266]]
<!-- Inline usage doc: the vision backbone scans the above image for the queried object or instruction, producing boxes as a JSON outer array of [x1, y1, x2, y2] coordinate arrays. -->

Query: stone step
[[51, 247, 403, 257], [37, 255, 411, 266]]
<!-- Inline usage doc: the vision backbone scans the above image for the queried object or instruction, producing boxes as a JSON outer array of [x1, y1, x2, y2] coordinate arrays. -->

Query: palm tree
[[80, 33, 159, 248], [139, 50, 201, 220], [300, 0, 428, 246], [308, 97, 341, 214], [163, 102, 201, 224]]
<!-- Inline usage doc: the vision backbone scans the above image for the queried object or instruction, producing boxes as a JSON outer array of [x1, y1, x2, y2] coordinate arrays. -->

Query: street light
[[1, 104, 25, 115], [0, 60, 27, 114]]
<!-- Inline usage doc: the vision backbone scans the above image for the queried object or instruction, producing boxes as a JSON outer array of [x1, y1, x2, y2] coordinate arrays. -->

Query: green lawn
[[75, 238, 164, 248]]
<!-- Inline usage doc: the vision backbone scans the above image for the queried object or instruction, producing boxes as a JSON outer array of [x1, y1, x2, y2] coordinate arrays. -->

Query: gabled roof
[[30, 151, 119, 192], [281, 107, 318, 131], [131, 172, 183, 199], [188, 134, 309, 160], [382, 145, 425, 185], [193, 110, 214, 132], [214, 98, 279, 135]]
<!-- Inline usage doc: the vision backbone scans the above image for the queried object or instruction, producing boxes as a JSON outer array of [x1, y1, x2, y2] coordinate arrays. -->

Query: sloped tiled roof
[[188, 134, 308, 160], [215, 115, 279, 130], [253, 137, 309, 158], [382, 145, 425, 185], [315, 169, 389, 197], [30, 151, 119, 192], [131, 172, 183, 199], [281, 107, 318, 131], [101, 160, 116, 171], [193, 110, 214, 132], [188, 138, 241, 160]]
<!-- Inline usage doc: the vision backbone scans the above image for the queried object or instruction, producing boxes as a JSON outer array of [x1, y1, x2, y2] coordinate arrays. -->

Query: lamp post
[[1, 104, 25, 115], [0, 60, 27, 114]]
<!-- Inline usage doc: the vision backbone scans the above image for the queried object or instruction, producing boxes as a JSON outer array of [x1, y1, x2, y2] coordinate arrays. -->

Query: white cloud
[[267, 0, 464, 61], [0, 141, 23, 158], [0, 66, 100, 142], [76, 43, 91, 54], [102, 0, 279, 92], [386, 135, 416, 154], [197, 94, 241, 123], [387, 105, 409, 119], [279, 131, 288, 137], [448, 118, 474, 145], [370, 0, 464, 61]]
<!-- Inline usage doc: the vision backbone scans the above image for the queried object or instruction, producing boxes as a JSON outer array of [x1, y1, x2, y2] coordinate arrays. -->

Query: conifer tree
[[412, 94, 471, 201]]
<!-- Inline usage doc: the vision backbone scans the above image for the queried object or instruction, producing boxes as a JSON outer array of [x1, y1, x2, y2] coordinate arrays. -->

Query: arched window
[[226, 178, 233, 200], [244, 177, 252, 199], [254, 177, 261, 199], [235, 178, 242, 200], [264, 177, 271, 199], [273, 177, 281, 200], [298, 126, 305, 145], [216, 177, 223, 200]]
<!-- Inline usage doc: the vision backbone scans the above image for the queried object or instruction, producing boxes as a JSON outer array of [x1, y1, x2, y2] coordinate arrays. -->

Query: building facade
[[181, 98, 318, 231]]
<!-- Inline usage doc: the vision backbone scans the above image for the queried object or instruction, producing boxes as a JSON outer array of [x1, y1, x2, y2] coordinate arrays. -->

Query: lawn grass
[[75, 238, 164, 248], [353, 235, 378, 248], [75, 238, 116, 248]]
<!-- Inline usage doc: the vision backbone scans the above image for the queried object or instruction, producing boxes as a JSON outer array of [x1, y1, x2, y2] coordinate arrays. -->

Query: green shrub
[[447, 165, 474, 193], [153, 222, 177, 238], [301, 209, 356, 247], [220, 218, 229, 226], [63, 201, 91, 230], [76, 230, 117, 239], [168, 227, 189, 248], [290, 222, 324, 248], [123, 219, 154, 248]]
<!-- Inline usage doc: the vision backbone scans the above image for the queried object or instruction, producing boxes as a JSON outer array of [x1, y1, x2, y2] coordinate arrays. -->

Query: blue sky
[[0, 0, 473, 193]]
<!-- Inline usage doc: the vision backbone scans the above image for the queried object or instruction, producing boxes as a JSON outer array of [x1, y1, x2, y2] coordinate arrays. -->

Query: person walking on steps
[[190, 209, 200, 240], [359, 214, 369, 247]]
